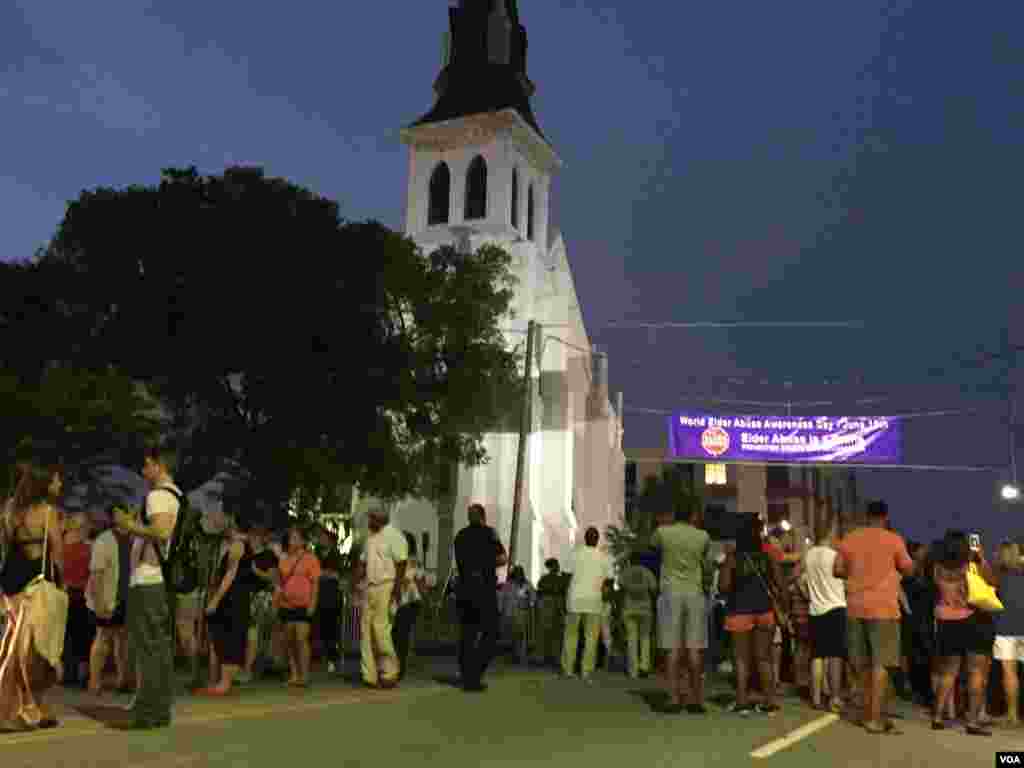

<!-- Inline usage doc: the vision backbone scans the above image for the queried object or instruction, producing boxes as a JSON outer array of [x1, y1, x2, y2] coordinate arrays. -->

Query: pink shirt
[[933, 563, 973, 621]]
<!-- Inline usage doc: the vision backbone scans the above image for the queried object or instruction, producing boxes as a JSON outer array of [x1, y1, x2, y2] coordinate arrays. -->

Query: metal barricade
[[340, 593, 361, 654], [338, 589, 543, 657]]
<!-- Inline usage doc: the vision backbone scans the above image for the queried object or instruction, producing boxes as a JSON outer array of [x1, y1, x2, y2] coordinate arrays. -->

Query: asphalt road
[[5, 658, 1023, 768]]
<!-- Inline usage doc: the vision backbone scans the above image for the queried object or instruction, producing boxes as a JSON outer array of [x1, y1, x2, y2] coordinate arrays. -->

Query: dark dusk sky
[[2, 1, 1022, 546]]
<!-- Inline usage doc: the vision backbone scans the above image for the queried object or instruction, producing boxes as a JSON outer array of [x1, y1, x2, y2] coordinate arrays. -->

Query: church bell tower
[[400, 0, 561, 250]]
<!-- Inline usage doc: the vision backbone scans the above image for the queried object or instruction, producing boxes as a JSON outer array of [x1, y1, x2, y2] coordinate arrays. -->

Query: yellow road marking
[[750, 713, 840, 758], [0, 686, 428, 746]]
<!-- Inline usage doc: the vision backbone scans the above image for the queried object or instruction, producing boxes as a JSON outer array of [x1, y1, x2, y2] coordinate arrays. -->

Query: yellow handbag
[[966, 563, 1004, 613]]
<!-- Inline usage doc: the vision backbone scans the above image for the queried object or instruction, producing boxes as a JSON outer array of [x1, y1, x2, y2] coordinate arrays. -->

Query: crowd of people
[[0, 443, 436, 731], [472, 498, 1023, 740], [2, 444, 1022, 741]]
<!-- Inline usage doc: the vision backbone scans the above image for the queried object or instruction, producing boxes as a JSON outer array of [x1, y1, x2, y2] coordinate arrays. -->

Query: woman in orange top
[[275, 527, 321, 687]]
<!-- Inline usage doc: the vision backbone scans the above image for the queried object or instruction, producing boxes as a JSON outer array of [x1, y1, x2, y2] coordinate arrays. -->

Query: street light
[[1002, 484, 1020, 502]]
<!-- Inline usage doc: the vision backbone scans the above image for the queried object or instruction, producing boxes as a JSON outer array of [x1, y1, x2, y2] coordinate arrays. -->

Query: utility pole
[[508, 319, 537, 571]]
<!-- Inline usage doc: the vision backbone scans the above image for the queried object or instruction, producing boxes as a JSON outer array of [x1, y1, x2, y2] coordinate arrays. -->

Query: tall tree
[[0, 259, 162, 500], [25, 165, 522, 509]]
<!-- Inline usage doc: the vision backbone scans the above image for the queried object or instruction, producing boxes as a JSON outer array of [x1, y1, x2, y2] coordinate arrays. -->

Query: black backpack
[[144, 487, 201, 594]]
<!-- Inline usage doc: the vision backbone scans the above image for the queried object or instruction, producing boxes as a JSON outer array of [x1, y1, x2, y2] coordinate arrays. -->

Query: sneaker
[[327, 662, 336, 675], [728, 703, 754, 716], [756, 704, 781, 716]]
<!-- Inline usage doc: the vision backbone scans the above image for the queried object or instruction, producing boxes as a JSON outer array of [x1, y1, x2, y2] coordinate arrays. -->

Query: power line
[[623, 404, 993, 420], [603, 321, 866, 330]]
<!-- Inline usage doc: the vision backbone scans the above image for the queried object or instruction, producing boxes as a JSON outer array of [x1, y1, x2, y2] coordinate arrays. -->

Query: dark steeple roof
[[410, 0, 548, 144]]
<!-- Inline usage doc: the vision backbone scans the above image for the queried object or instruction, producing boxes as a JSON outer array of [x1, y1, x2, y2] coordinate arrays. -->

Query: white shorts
[[993, 636, 1024, 662]]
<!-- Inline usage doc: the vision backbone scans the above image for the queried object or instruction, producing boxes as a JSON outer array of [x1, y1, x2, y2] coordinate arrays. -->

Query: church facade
[[353, 0, 626, 584]]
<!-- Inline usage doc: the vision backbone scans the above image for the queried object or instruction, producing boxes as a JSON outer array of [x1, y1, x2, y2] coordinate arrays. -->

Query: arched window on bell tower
[[511, 167, 519, 230], [465, 155, 488, 220], [526, 183, 535, 240], [428, 162, 451, 226]]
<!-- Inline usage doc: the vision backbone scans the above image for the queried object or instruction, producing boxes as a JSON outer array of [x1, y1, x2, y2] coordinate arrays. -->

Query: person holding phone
[[931, 531, 996, 735]]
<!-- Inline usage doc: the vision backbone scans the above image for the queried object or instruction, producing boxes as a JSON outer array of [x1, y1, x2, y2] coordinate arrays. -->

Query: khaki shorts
[[657, 591, 708, 650], [847, 617, 900, 668]]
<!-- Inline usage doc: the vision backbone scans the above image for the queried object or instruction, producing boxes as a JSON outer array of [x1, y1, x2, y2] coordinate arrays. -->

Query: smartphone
[[969, 533, 981, 551]]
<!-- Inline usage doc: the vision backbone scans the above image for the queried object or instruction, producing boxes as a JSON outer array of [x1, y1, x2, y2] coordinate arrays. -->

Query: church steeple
[[411, 0, 547, 143]]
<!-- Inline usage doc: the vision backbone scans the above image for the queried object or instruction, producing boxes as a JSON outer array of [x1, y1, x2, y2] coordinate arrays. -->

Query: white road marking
[[750, 713, 839, 759]]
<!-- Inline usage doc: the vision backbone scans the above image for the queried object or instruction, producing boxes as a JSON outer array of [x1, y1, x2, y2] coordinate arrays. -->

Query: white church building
[[353, 0, 626, 584]]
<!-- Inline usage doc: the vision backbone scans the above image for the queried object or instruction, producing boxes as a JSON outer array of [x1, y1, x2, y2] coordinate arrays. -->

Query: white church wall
[[388, 497, 441, 577], [404, 129, 552, 248]]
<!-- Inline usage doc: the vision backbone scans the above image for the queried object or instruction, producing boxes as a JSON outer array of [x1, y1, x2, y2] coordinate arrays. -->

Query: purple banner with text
[[666, 412, 903, 464]]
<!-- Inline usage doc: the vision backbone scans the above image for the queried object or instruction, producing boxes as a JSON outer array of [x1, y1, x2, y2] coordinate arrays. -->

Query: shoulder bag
[[25, 505, 69, 670], [966, 562, 1004, 613], [745, 553, 793, 634]]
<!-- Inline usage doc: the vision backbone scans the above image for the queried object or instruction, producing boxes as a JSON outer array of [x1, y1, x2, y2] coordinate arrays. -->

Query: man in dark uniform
[[453, 503, 507, 692]]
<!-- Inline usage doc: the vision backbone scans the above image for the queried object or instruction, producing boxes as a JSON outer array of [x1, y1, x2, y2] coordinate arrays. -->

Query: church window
[[428, 162, 451, 226], [465, 155, 488, 220], [511, 167, 519, 230], [527, 183, 535, 240]]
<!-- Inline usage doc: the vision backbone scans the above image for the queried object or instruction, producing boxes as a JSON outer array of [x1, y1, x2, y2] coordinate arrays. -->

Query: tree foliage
[[624, 464, 703, 551], [0, 363, 162, 500], [16, 165, 521, 509]]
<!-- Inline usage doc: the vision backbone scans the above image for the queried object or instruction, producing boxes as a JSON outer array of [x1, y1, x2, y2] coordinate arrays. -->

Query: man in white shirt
[[562, 527, 614, 683], [113, 443, 181, 729], [804, 529, 847, 712], [356, 507, 408, 689]]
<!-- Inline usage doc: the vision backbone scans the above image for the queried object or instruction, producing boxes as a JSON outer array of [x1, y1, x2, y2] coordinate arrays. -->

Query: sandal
[[864, 721, 901, 735]]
